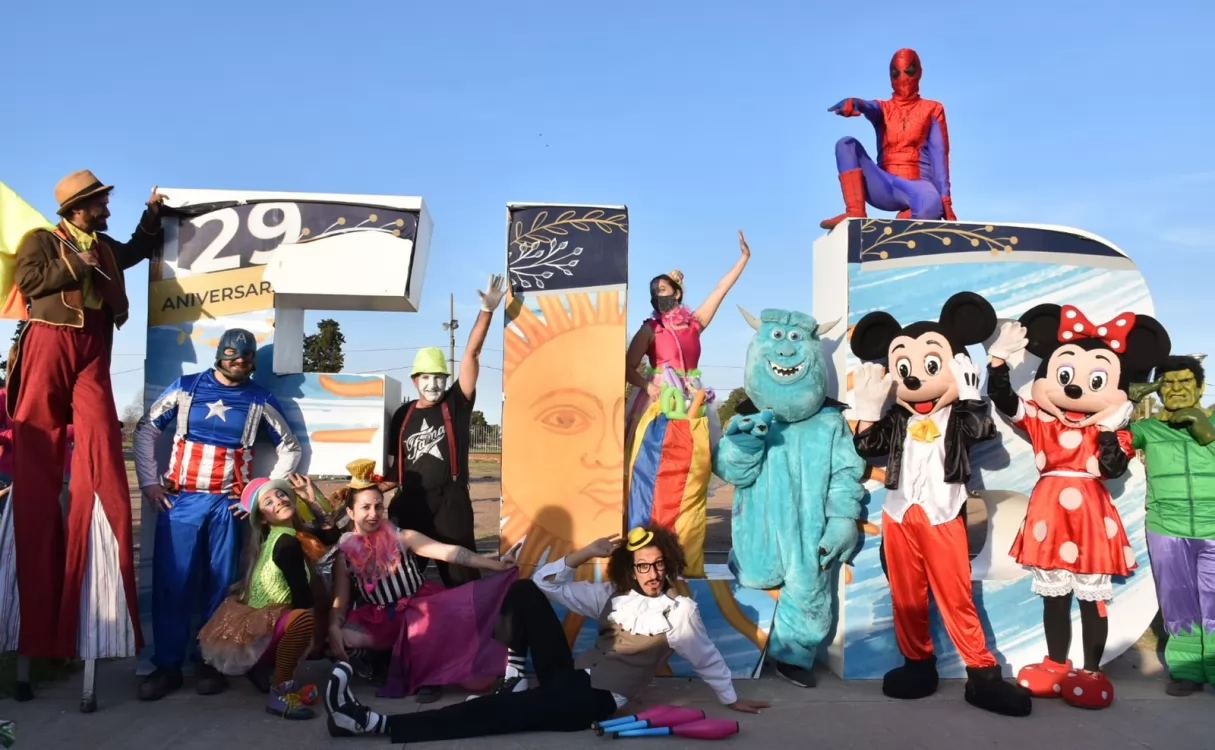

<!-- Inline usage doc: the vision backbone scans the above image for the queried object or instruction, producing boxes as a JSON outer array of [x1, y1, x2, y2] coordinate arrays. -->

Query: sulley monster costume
[[712, 307, 866, 688]]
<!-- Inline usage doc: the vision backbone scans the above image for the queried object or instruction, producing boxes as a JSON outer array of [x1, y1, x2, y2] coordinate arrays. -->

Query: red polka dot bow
[[1057, 305, 1136, 351]]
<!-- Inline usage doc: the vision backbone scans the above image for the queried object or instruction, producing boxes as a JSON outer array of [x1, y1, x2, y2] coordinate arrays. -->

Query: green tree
[[470, 410, 489, 428], [303, 318, 346, 373], [716, 386, 749, 426]]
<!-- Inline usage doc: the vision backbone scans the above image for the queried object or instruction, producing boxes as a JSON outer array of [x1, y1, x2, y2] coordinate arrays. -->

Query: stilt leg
[[80, 659, 97, 713], [14, 656, 32, 702]]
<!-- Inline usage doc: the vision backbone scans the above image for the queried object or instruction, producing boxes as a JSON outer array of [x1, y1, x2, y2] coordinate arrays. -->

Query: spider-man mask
[[889, 48, 922, 101]]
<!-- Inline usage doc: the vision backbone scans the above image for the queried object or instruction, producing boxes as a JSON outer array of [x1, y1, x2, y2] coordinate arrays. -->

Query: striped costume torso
[[135, 370, 300, 494], [349, 544, 426, 608]]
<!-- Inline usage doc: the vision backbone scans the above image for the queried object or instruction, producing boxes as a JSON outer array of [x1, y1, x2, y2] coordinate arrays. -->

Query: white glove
[[1097, 401, 1135, 431], [478, 274, 507, 313], [852, 362, 893, 422], [949, 354, 981, 401], [989, 321, 1028, 361]]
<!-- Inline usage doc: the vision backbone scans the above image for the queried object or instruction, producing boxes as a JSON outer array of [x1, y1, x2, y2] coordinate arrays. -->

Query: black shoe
[[325, 662, 382, 738], [196, 663, 228, 696], [964, 665, 1032, 717], [138, 667, 184, 701], [1166, 679, 1204, 696], [465, 675, 529, 701], [14, 681, 33, 702], [774, 661, 816, 688], [882, 656, 939, 700], [415, 685, 443, 704], [245, 662, 271, 694]]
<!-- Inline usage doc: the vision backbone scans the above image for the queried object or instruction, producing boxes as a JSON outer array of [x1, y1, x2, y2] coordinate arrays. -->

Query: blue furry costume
[[712, 308, 866, 686]]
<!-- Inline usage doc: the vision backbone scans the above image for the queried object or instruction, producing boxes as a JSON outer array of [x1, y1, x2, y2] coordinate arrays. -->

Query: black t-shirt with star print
[[386, 383, 474, 501]]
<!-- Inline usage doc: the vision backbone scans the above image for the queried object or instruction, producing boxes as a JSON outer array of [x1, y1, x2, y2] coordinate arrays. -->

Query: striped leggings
[[274, 610, 315, 685]]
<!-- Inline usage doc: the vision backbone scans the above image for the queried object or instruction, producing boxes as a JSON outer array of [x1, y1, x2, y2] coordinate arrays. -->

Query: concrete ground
[[5, 653, 1213, 749]]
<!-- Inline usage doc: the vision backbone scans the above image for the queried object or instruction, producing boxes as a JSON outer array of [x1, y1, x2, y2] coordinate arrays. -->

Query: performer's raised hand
[[828, 98, 862, 117], [737, 229, 751, 259], [584, 534, 623, 559], [988, 321, 1028, 364], [142, 483, 172, 512], [727, 698, 771, 714], [851, 362, 893, 423], [146, 186, 169, 215], [949, 354, 982, 402], [478, 273, 507, 313]]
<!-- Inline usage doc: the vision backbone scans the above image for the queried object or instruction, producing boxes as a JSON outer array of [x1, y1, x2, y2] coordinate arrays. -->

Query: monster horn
[[738, 305, 761, 330], [816, 318, 840, 337]]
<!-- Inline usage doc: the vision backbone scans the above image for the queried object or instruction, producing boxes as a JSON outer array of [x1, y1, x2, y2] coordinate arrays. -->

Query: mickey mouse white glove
[[989, 321, 1028, 362], [949, 354, 982, 402], [852, 362, 893, 423], [478, 274, 507, 313], [1097, 401, 1135, 431]]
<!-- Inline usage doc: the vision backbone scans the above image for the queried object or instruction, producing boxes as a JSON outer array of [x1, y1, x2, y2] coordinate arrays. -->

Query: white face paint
[[416, 374, 448, 402]]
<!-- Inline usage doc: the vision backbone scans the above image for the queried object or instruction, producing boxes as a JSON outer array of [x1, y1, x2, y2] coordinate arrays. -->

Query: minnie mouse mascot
[[851, 291, 1032, 717], [986, 303, 1170, 710]]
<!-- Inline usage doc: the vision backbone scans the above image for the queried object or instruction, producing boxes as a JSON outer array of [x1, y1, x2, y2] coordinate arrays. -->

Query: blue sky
[[2, 0, 1212, 423]]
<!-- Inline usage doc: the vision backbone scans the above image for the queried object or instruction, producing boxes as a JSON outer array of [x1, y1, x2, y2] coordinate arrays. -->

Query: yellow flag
[[0, 181, 54, 319]]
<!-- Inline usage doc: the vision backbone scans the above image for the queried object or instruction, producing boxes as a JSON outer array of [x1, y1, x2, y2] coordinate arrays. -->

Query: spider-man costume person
[[820, 48, 956, 230]]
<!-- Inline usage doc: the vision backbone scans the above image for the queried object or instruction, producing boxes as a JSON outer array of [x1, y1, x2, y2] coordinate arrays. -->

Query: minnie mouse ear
[[1018, 304, 1064, 360], [850, 311, 902, 361], [1122, 315, 1172, 373], [940, 292, 997, 346]]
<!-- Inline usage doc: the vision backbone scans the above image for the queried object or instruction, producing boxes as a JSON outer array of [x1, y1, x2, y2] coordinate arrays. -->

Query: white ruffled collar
[[607, 590, 676, 636]]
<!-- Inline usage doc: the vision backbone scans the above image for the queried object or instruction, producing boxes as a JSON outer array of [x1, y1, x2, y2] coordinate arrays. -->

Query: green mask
[[1159, 368, 1203, 415]]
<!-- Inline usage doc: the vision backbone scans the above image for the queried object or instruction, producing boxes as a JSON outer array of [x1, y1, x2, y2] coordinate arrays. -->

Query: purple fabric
[[833, 137, 943, 218], [1146, 531, 1215, 636], [379, 567, 519, 698]]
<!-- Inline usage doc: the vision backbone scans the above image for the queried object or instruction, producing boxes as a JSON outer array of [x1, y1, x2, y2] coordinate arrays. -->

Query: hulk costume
[[1125, 356, 1215, 695]]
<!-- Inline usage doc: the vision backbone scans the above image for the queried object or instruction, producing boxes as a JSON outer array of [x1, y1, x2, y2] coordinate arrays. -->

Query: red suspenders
[[397, 399, 459, 482]]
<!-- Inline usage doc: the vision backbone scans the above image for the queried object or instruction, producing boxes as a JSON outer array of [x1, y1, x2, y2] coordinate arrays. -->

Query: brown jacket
[[14, 209, 163, 330]]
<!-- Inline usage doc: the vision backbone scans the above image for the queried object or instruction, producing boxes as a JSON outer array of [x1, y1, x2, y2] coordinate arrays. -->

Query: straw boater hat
[[54, 170, 113, 217], [346, 458, 398, 493]]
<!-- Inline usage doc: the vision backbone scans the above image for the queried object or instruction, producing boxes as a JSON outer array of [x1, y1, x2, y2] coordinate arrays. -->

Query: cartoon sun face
[[889, 331, 960, 417], [500, 291, 627, 577], [1031, 343, 1127, 428]]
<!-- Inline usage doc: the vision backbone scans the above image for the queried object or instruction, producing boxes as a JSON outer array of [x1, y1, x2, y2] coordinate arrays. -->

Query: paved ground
[[5, 654, 1212, 749]]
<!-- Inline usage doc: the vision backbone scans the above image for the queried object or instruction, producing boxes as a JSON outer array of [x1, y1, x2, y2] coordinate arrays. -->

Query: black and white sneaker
[[325, 662, 386, 737]]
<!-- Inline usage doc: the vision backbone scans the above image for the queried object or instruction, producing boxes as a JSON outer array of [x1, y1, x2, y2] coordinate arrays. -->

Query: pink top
[[644, 317, 703, 372], [0, 389, 74, 476]]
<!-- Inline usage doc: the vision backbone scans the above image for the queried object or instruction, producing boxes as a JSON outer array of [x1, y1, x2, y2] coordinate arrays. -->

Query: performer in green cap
[[386, 275, 507, 589], [1123, 355, 1215, 696]]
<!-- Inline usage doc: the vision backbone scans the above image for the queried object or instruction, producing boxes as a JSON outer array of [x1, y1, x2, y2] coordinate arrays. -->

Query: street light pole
[[441, 293, 458, 375]]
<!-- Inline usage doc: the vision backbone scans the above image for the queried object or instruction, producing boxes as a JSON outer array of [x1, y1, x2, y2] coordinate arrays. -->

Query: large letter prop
[[815, 217, 1159, 679], [135, 188, 431, 675], [713, 308, 867, 684]]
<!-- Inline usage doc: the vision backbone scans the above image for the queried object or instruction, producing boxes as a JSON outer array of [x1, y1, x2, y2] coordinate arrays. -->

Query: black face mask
[[651, 294, 680, 313]]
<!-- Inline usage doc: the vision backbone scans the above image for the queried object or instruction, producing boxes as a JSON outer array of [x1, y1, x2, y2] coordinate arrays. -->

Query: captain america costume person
[[819, 48, 957, 230], [133, 328, 301, 701]]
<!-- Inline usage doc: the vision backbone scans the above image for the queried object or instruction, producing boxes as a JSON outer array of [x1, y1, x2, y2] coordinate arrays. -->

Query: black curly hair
[[605, 525, 687, 594]]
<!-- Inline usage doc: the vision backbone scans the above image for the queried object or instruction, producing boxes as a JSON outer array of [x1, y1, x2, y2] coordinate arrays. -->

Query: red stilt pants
[[882, 504, 996, 668], [12, 311, 143, 657]]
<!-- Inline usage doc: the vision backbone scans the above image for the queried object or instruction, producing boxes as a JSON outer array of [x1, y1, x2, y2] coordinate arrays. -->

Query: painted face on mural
[[414, 373, 448, 402], [1019, 304, 1171, 429]]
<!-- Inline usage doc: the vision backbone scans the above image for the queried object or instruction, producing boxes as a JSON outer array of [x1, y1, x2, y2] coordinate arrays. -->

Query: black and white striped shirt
[[348, 546, 426, 608]]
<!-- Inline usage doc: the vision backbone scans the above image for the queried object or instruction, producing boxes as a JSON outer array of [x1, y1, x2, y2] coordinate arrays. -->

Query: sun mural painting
[[500, 204, 630, 584]]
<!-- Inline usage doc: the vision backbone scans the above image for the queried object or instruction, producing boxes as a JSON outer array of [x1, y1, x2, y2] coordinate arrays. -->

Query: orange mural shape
[[500, 290, 627, 578], [318, 375, 384, 399], [311, 428, 379, 443]]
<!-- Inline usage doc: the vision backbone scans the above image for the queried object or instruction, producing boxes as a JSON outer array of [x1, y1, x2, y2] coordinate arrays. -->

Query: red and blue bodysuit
[[133, 356, 301, 675], [820, 48, 956, 230]]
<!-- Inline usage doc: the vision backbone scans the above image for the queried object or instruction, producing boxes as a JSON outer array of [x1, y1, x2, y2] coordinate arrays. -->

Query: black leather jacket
[[853, 400, 997, 490]]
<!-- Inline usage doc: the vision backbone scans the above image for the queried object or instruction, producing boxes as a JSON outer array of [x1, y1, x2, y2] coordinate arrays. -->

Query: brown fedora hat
[[54, 170, 113, 216]]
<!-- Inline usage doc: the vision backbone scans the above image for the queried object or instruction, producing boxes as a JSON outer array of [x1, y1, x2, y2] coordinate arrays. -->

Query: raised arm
[[259, 393, 302, 480], [400, 528, 512, 573], [692, 231, 750, 330], [459, 274, 506, 399], [530, 536, 618, 618]]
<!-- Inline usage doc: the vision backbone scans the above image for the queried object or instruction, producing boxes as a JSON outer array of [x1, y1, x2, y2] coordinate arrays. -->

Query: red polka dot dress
[[1008, 399, 1136, 577]]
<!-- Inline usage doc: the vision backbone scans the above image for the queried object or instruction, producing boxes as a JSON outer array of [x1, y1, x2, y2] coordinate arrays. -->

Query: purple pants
[[834, 136, 943, 219], [1146, 530, 1215, 683]]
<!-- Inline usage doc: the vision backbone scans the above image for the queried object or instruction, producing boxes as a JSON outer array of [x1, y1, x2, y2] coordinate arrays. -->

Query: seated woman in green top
[[198, 476, 341, 720]]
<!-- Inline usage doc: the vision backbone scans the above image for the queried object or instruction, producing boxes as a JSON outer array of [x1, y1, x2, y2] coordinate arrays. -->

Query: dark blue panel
[[846, 219, 1122, 265], [177, 202, 419, 273], [507, 205, 629, 293]]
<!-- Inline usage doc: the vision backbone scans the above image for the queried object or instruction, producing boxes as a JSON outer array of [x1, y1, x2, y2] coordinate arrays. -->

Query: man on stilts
[[133, 328, 302, 700], [3, 171, 165, 702], [386, 275, 506, 588]]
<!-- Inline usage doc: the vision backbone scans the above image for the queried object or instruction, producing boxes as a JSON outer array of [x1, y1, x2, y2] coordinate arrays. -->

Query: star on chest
[[204, 400, 234, 422]]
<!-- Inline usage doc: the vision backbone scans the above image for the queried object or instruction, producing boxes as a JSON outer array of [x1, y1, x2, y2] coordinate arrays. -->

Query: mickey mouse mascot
[[986, 303, 1170, 710], [851, 291, 1032, 717]]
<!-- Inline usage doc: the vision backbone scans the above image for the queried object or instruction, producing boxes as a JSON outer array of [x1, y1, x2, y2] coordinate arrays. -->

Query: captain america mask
[[215, 328, 257, 382]]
